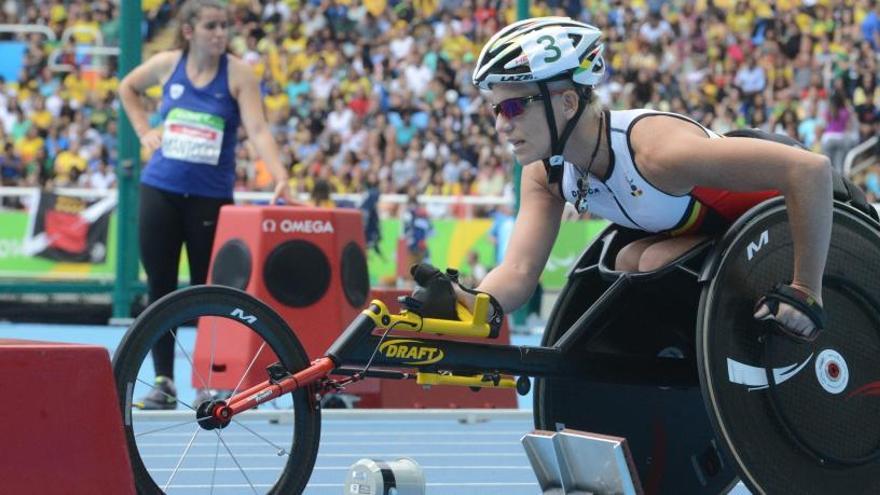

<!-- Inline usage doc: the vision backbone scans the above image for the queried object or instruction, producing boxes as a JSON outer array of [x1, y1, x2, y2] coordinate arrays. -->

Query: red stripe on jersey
[[691, 187, 780, 222]]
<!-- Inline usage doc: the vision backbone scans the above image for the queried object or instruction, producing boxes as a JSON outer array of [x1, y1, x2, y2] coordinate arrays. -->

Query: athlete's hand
[[754, 301, 816, 338], [271, 180, 294, 205], [451, 283, 472, 311], [753, 283, 823, 341], [139, 128, 163, 156], [409, 263, 459, 320]]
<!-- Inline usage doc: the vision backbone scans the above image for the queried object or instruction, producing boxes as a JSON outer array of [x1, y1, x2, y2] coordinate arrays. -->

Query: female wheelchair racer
[[465, 16, 832, 347]]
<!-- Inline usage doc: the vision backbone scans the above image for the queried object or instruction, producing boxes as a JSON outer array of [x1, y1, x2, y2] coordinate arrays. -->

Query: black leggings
[[139, 184, 232, 380]]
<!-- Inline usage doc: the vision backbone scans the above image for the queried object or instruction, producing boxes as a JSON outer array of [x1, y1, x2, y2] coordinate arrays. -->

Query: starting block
[[521, 428, 643, 495], [0, 339, 134, 494]]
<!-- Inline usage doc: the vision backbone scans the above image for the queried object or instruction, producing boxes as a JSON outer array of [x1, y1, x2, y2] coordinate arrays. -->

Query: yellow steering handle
[[361, 293, 495, 339]]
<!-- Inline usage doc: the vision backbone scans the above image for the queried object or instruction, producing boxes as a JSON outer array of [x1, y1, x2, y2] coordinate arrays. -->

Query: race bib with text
[[161, 108, 225, 165]]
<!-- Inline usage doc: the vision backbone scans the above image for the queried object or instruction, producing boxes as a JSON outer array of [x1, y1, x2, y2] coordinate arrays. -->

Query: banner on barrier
[[0, 210, 606, 289], [22, 191, 116, 263]]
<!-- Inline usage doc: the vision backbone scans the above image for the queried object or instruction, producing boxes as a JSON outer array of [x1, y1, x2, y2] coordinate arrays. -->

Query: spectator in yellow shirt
[[287, 162, 314, 195], [71, 12, 101, 44], [263, 80, 290, 125], [29, 97, 53, 131], [338, 68, 371, 101], [288, 41, 319, 74], [49, 2, 67, 24], [281, 26, 306, 55], [726, 1, 754, 33], [363, 0, 386, 17], [62, 68, 89, 105], [53, 142, 88, 186], [15, 126, 44, 164], [92, 66, 119, 101], [309, 177, 336, 208]]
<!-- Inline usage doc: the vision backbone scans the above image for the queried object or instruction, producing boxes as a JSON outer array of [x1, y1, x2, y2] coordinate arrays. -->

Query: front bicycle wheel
[[112, 285, 321, 495]]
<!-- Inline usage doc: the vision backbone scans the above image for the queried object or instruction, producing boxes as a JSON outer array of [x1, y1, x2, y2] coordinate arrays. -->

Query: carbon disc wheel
[[698, 202, 880, 495]]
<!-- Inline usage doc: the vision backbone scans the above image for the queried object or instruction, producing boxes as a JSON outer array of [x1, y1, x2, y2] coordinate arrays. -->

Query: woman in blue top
[[118, 0, 292, 409]]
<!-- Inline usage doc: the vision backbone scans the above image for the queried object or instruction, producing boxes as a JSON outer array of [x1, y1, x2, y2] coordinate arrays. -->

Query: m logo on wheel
[[231, 308, 257, 324], [746, 230, 769, 261]]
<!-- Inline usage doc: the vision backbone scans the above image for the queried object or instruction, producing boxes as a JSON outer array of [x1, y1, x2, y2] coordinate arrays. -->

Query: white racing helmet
[[473, 17, 606, 185], [473, 16, 605, 90]]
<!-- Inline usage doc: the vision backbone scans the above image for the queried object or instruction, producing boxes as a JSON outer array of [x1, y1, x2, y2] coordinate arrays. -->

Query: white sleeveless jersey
[[559, 109, 721, 233]]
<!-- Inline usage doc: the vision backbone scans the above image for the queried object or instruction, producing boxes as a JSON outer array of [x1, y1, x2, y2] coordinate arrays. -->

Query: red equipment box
[[192, 206, 370, 390], [0, 339, 135, 494]]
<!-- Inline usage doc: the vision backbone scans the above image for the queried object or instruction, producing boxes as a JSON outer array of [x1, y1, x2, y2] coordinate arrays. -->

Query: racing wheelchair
[[113, 175, 880, 495]]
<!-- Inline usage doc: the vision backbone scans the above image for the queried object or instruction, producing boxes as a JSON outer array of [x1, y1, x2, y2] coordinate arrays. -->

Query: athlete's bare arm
[[457, 161, 565, 314]]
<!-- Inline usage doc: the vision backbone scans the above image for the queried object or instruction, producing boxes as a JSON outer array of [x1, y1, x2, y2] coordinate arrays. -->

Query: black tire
[[112, 285, 321, 495]]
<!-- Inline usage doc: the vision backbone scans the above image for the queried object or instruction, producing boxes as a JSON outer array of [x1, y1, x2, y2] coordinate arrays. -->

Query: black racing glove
[[408, 263, 505, 338], [408, 263, 459, 320], [753, 283, 826, 343]]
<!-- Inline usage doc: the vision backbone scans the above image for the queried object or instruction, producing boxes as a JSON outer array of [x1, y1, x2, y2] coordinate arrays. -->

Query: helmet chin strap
[[539, 82, 588, 184]]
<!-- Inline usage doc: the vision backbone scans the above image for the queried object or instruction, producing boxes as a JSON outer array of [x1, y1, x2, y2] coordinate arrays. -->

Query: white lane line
[[161, 482, 537, 489], [147, 465, 531, 472], [133, 430, 528, 437], [137, 441, 518, 448], [133, 409, 531, 422], [141, 452, 527, 459]]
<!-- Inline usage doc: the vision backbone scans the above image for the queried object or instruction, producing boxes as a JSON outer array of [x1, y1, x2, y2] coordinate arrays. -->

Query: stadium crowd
[[1, 0, 880, 212]]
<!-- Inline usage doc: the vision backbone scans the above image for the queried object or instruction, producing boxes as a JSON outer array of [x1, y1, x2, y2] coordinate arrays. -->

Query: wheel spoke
[[175, 328, 210, 393], [208, 318, 219, 393], [230, 342, 266, 398], [232, 418, 289, 456], [209, 433, 221, 495], [216, 430, 260, 495], [134, 418, 211, 438], [163, 427, 201, 491]]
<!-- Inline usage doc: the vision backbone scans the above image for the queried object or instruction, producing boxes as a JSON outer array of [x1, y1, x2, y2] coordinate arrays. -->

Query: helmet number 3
[[537, 35, 562, 63]]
